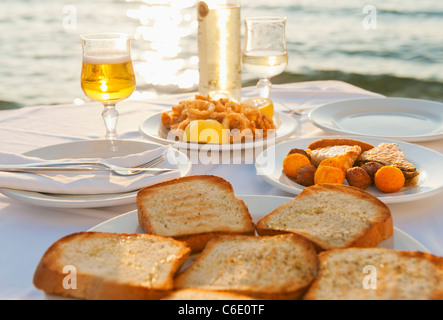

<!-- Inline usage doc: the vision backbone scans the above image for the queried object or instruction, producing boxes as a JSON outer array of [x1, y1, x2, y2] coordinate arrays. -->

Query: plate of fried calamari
[[139, 94, 299, 151]]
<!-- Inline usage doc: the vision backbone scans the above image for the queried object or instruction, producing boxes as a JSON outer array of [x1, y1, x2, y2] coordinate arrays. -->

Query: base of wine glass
[[257, 78, 272, 98]]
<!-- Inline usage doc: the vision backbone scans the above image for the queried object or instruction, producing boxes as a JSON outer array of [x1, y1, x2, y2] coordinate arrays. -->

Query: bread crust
[[256, 184, 393, 252], [137, 175, 255, 253], [33, 232, 190, 300], [303, 248, 443, 300], [137, 174, 234, 195], [173, 230, 256, 253], [307, 138, 374, 152], [162, 288, 255, 300]]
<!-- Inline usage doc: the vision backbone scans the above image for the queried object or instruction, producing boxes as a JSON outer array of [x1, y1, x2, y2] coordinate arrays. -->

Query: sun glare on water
[[126, 0, 199, 98]]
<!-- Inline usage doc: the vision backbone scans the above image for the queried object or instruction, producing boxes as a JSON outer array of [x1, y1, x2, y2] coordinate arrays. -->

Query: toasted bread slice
[[33, 232, 190, 300], [256, 184, 393, 251], [162, 288, 254, 300], [174, 234, 318, 300], [137, 175, 255, 253], [356, 142, 419, 183], [303, 248, 443, 300]]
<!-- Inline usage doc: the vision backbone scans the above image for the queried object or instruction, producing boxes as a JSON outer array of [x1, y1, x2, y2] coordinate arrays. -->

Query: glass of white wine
[[81, 33, 136, 140], [197, 0, 242, 102], [242, 16, 288, 98]]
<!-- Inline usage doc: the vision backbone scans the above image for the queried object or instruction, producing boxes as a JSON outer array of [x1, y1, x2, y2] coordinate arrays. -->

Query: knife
[[0, 166, 174, 173]]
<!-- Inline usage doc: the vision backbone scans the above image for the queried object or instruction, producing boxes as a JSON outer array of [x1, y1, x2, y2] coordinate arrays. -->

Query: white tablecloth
[[1, 81, 442, 300]]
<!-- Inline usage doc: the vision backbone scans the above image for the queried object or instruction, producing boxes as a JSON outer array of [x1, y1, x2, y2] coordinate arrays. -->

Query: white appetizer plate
[[139, 111, 298, 151], [0, 140, 192, 208], [309, 97, 443, 142], [255, 136, 443, 204]]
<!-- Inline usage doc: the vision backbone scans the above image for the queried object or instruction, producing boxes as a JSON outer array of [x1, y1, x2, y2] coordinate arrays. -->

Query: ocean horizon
[[1, 0, 443, 109]]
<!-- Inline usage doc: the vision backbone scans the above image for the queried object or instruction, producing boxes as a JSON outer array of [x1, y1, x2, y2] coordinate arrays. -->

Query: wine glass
[[80, 33, 136, 140], [242, 16, 288, 98]]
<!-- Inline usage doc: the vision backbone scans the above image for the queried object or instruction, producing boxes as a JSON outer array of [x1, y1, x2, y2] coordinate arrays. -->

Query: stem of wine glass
[[257, 78, 272, 98], [102, 104, 118, 140]]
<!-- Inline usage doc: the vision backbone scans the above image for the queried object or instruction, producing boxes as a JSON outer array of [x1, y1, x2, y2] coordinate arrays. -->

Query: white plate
[[309, 97, 443, 142], [47, 195, 426, 299], [0, 140, 192, 208], [139, 111, 298, 151], [89, 195, 429, 252], [255, 136, 443, 204]]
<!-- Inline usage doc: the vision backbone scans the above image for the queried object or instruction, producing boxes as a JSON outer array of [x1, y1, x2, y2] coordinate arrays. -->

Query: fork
[[112, 154, 167, 176], [278, 102, 319, 115], [0, 154, 173, 176]]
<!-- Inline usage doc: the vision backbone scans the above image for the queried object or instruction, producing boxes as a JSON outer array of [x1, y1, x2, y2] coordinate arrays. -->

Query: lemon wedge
[[183, 119, 229, 144], [241, 97, 274, 119]]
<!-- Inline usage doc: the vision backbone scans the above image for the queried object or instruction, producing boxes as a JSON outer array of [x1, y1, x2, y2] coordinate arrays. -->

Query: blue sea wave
[[0, 0, 442, 108], [377, 8, 443, 17], [268, 70, 443, 103]]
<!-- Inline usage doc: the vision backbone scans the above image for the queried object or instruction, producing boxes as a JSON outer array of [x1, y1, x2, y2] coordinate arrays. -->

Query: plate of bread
[[255, 136, 443, 203], [139, 94, 298, 151], [309, 97, 443, 142], [33, 175, 443, 300]]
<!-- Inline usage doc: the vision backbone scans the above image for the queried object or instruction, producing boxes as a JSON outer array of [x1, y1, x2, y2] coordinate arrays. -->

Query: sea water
[[0, 0, 442, 108]]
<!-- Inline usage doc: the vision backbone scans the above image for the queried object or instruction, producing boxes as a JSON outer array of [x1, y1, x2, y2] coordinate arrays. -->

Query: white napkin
[[0, 145, 182, 194]]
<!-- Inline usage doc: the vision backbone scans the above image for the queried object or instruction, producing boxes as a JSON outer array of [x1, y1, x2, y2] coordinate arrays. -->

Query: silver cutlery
[[278, 102, 319, 115], [0, 154, 172, 176]]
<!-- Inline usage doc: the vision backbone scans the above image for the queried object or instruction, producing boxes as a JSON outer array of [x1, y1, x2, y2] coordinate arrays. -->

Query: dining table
[[1, 80, 442, 300]]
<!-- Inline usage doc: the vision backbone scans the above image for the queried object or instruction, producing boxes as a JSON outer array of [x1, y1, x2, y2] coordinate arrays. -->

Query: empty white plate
[[309, 97, 443, 142]]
